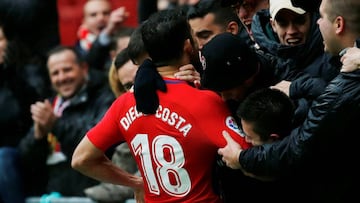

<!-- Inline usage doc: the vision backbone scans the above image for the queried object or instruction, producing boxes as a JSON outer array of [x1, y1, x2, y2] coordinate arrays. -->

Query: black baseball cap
[[200, 32, 258, 91]]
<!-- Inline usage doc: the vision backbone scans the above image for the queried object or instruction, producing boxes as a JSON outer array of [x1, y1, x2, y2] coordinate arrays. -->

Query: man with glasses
[[222, 0, 269, 38], [250, 0, 338, 126]]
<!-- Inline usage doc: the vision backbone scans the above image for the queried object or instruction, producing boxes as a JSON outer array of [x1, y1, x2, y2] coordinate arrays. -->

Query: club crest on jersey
[[225, 116, 245, 137]]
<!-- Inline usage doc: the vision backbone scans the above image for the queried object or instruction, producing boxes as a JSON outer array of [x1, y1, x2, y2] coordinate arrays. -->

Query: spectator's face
[[317, 0, 340, 55], [83, 0, 111, 35], [189, 13, 226, 50], [0, 27, 7, 64], [117, 60, 138, 91], [47, 50, 88, 99], [241, 119, 279, 146], [241, 120, 264, 146], [271, 10, 311, 46], [233, 0, 269, 32]]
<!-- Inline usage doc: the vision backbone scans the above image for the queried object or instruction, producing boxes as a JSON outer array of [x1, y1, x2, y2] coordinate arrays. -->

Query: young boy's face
[[241, 119, 264, 146], [241, 119, 280, 146], [243, 119, 287, 148]]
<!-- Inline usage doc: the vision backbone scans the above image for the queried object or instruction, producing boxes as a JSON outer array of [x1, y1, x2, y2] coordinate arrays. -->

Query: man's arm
[[218, 131, 277, 181], [72, 136, 143, 188], [219, 80, 343, 177]]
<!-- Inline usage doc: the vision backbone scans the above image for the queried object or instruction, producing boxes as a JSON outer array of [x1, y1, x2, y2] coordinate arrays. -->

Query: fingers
[[44, 99, 51, 106], [218, 130, 243, 169], [31, 100, 54, 124], [175, 64, 201, 87], [218, 131, 230, 156], [222, 130, 234, 143], [178, 64, 194, 71], [31, 101, 45, 117], [112, 7, 129, 21], [217, 148, 224, 156], [106, 7, 129, 33], [194, 80, 201, 89], [340, 47, 360, 72], [31, 100, 52, 114], [31, 103, 46, 124]]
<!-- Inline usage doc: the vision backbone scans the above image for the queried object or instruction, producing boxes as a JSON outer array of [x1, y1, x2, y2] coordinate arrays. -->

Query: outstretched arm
[[218, 131, 277, 181]]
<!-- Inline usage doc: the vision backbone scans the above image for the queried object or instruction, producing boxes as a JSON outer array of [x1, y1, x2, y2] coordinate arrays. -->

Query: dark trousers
[[0, 147, 25, 203]]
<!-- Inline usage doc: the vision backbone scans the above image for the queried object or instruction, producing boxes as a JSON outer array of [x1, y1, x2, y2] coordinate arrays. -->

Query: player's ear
[[226, 21, 239, 35], [184, 39, 194, 55]]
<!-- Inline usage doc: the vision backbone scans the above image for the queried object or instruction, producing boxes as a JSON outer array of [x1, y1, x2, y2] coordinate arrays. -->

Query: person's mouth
[[286, 38, 302, 46]]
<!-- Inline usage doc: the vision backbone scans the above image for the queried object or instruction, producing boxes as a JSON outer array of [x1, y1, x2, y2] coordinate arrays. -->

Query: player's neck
[[157, 66, 179, 78]]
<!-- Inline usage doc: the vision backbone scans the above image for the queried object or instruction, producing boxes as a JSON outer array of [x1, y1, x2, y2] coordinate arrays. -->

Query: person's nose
[[239, 6, 250, 19], [287, 23, 300, 34]]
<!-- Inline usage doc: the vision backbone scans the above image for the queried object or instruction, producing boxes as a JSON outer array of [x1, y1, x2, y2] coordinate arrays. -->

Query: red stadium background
[[57, 0, 138, 46]]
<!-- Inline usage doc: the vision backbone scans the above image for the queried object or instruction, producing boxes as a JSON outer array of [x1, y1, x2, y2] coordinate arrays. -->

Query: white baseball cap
[[270, 0, 306, 18]]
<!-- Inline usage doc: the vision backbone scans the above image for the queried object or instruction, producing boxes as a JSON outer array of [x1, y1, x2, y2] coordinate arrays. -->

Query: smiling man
[[249, 0, 339, 126], [269, 0, 310, 46], [187, 0, 244, 50], [18, 46, 115, 197]]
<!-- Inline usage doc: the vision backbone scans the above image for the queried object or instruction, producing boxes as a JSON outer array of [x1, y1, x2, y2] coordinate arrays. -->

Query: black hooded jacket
[[251, 10, 339, 125], [18, 69, 116, 196]]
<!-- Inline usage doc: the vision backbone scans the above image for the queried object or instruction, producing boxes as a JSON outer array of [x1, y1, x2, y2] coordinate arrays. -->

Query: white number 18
[[131, 134, 191, 197]]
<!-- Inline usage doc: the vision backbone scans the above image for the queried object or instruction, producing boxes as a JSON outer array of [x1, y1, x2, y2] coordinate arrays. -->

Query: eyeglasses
[[231, 0, 256, 13], [231, 2, 242, 13]]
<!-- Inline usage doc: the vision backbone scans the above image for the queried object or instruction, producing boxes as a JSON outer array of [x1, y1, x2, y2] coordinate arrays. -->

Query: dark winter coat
[[18, 69, 116, 196]]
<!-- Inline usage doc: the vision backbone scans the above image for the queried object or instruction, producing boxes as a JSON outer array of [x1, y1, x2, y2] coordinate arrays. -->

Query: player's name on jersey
[[120, 105, 193, 136]]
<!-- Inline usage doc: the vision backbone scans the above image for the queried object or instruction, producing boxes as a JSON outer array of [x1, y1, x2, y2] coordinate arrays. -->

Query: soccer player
[[72, 9, 250, 203]]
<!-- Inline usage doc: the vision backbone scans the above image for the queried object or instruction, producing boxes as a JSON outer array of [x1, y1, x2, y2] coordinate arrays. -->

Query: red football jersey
[[87, 78, 251, 203]]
